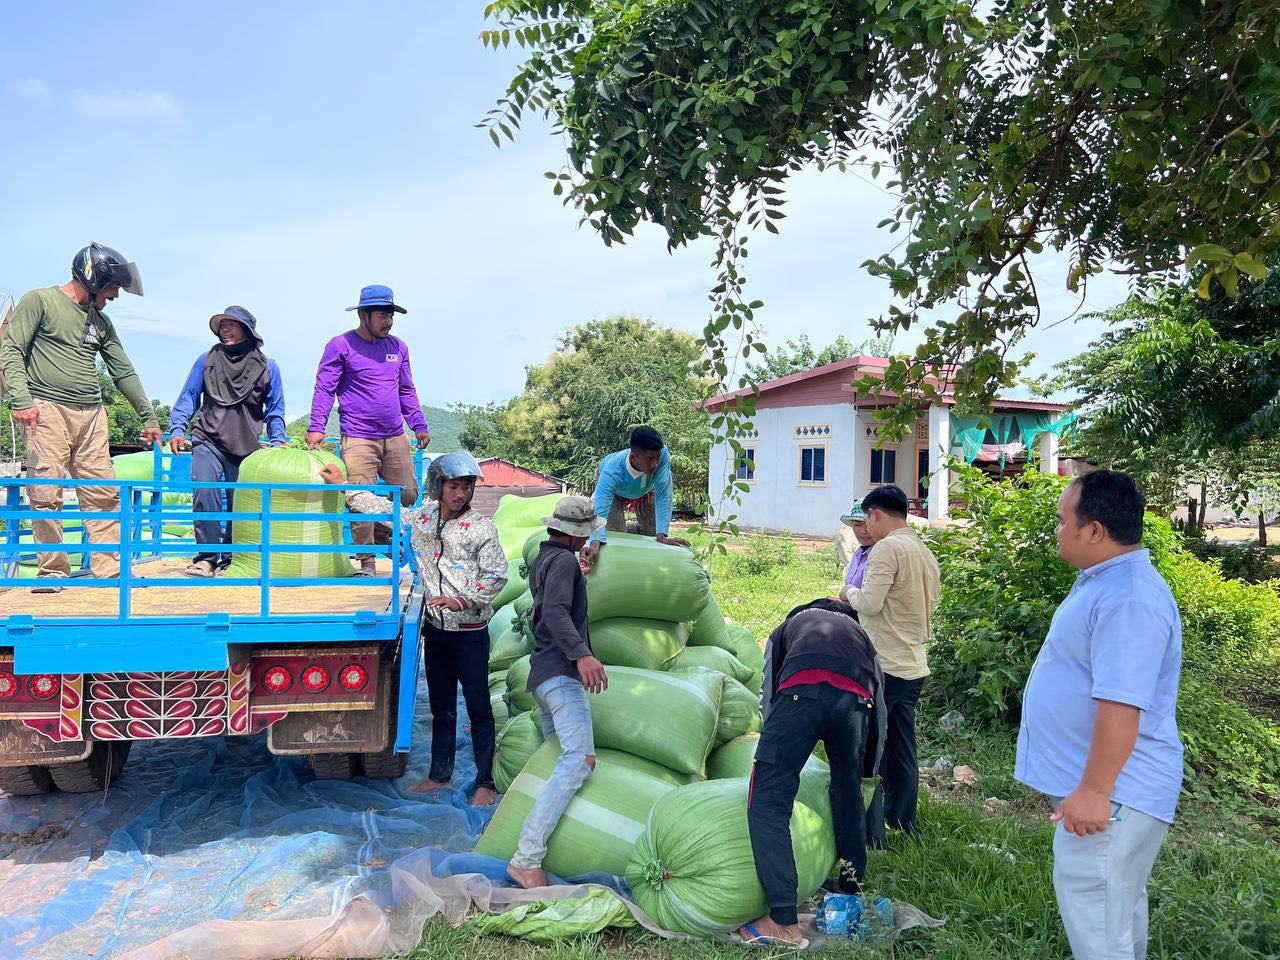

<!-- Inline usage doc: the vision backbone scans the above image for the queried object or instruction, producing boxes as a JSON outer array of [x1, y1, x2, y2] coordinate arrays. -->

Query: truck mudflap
[[0, 718, 94, 766], [267, 661, 393, 756]]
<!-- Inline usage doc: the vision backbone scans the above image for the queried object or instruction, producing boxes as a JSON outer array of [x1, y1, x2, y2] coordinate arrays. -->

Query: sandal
[[185, 560, 217, 578], [738, 922, 809, 950]]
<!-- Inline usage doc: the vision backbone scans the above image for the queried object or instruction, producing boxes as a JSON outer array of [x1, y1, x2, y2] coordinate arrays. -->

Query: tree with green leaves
[[481, 0, 1278, 440], [460, 315, 712, 507], [744, 332, 895, 381]]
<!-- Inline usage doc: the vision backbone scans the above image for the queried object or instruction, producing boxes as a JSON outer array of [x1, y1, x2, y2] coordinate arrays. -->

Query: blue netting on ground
[[0, 675, 496, 959]]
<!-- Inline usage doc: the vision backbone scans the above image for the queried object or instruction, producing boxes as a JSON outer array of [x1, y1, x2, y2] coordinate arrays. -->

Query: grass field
[[403, 533, 1280, 959]]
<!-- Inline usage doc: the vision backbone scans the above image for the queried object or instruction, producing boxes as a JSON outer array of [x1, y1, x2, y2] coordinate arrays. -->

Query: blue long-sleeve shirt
[[168, 352, 287, 446], [589, 447, 673, 544]]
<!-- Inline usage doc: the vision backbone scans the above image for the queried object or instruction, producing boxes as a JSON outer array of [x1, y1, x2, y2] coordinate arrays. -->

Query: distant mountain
[[286, 405, 468, 454]]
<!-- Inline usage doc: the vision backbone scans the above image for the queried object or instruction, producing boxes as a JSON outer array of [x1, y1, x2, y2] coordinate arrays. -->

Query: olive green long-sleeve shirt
[[0, 287, 157, 426]]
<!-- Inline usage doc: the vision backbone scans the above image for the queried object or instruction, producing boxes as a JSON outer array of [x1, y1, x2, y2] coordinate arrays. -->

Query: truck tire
[[0, 764, 56, 796], [360, 660, 408, 779], [49, 741, 132, 793], [310, 752, 359, 780]]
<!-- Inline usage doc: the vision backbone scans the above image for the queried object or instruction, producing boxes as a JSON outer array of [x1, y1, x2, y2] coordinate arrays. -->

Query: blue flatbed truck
[[0, 445, 424, 795]]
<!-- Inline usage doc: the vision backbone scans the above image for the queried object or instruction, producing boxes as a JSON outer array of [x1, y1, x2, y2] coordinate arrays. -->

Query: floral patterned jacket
[[344, 492, 508, 632]]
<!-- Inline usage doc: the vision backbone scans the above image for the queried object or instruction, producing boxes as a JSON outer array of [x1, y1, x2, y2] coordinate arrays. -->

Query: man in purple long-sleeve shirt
[[307, 284, 430, 575], [842, 504, 875, 589]]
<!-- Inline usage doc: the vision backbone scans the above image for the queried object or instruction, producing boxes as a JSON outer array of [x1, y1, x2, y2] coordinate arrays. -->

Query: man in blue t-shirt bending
[[1016, 470, 1183, 960], [580, 425, 689, 569]]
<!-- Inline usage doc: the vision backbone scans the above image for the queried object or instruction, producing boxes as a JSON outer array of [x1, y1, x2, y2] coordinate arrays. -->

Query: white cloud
[[9, 77, 51, 106], [71, 89, 182, 122]]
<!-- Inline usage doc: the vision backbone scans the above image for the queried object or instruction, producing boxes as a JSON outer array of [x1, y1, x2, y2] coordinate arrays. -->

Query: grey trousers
[[604, 492, 655, 536], [1051, 800, 1170, 959]]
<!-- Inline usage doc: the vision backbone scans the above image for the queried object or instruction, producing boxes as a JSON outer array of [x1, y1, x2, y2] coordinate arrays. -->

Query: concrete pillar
[[927, 404, 951, 522], [1038, 429, 1060, 475]]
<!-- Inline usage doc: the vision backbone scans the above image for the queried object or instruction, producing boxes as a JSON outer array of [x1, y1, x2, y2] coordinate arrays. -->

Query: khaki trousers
[[24, 399, 121, 579], [340, 434, 418, 560]]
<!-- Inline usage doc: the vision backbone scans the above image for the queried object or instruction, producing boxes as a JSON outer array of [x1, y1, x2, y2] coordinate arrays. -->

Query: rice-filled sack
[[493, 709, 545, 794], [588, 618, 687, 670], [489, 672, 512, 730], [703, 734, 838, 827], [625, 778, 834, 936], [687, 594, 734, 652], [489, 627, 531, 673], [112, 449, 192, 536], [492, 560, 528, 610], [586, 666, 722, 777], [668, 645, 753, 686], [715, 675, 762, 744], [504, 655, 536, 713], [494, 492, 562, 531], [513, 589, 535, 619], [227, 447, 353, 579], [476, 738, 689, 877], [725, 624, 764, 676]]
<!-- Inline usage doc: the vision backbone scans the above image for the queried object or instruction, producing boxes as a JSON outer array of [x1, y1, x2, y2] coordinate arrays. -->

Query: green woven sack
[[112, 450, 192, 536], [493, 560, 528, 610], [476, 738, 688, 877], [490, 672, 512, 731], [490, 628, 530, 672], [588, 618, 687, 670], [725, 624, 764, 675], [499, 525, 541, 561], [715, 676, 761, 744], [584, 533, 711, 623], [494, 709, 545, 794], [625, 779, 834, 936], [227, 448, 353, 579], [495, 492, 561, 531], [703, 734, 840, 827], [521, 528, 552, 570], [513, 589, 535, 618], [505, 655, 536, 713], [668, 645, 753, 686], [586, 666, 723, 777], [688, 594, 734, 652]]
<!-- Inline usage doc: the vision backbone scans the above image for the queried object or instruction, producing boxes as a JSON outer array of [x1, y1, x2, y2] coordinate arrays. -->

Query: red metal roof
[[702, 355, 1069, 414], [477, 458, 563, 487]]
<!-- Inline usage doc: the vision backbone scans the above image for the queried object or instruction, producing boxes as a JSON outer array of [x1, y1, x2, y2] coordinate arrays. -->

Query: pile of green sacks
[[472, 493, 836, 937]]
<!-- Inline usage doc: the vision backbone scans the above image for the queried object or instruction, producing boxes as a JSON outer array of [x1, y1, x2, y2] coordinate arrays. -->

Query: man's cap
[[544, 495, 605, 538], [209, 305, 263, 344], [840, 504, 866, 526], [346, 284, 407, 314]]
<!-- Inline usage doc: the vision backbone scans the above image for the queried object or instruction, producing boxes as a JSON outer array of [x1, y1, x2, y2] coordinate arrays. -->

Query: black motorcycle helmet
[[71, 242, 144, 298]]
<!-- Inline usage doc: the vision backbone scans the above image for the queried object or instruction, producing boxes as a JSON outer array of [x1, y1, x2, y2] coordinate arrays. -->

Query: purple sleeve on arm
[[308, 338, 344, 434], [397, 339, 428, 433]]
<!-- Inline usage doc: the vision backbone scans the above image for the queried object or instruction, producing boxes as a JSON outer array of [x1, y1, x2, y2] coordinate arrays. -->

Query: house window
[[798, 445, 826, 485], [735, 447, 756, 482], [870, 448, 897, 485]]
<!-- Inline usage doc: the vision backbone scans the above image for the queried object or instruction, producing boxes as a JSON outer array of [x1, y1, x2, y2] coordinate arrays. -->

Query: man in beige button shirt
[[841, 484, 940, 833]]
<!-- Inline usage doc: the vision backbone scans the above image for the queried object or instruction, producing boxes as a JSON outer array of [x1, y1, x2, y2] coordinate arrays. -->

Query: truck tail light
[[29, 674, 59, 700], [300, 665, 330, 693], [0, 671, 16, 700], [338, 664, 367, 692], [262, 666, 293, 693]]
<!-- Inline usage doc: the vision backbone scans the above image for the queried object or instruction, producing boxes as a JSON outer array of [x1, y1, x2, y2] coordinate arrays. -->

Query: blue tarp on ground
[[0, 676, 499, 959]]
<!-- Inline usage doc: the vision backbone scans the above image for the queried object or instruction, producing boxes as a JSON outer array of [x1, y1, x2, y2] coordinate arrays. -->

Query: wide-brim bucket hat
[[346, 284, 407, 314], [209, 305, 263, 344], [840, 504, 867, 526], [544, 495, 605, 538]]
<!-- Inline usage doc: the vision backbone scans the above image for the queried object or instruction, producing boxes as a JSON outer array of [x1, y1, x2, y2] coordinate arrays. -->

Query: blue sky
[[2, 3, 1133, 422]]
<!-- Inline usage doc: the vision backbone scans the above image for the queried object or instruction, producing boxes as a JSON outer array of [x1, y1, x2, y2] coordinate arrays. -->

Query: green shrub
[[1181, 534, 1279, 585], [730, 532, 798, 576]]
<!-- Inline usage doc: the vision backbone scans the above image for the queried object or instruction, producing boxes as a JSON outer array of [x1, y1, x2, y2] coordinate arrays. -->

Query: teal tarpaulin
[[950, 411, 1076, 464]]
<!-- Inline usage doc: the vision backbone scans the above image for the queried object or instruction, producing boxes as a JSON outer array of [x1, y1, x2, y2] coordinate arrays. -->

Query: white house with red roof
[[702, 356, 1073, 536]]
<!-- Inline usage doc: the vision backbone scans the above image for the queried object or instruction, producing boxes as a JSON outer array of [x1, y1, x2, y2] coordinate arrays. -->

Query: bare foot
[[738, 915, 807, 948], [470, 786, 497, 807], [506, 864, 547, 889], [407, 777, 451, 794]]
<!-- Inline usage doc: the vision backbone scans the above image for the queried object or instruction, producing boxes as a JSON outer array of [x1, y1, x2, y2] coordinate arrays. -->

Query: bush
[[1181, 534, 1279, 585], [730, 533, 798, 575]]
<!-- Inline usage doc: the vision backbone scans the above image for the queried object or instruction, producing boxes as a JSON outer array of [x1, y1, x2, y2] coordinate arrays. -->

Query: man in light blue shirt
[[1016, 469, 1183, 960], [580, 425, 688, 568]]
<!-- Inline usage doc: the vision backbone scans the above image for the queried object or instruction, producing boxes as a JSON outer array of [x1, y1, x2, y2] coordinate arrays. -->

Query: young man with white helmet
[[320, 450, 507, 805], [0, 243, 161, 592]]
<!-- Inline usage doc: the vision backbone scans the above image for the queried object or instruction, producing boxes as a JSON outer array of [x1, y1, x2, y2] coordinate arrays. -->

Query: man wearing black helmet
[[168, 306, 287, 577], [319, 450, 507, 805], [0, 244, 160, 593]]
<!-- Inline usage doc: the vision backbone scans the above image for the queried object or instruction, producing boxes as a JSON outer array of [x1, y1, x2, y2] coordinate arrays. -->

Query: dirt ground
[[1208, 524, 1280, 544]]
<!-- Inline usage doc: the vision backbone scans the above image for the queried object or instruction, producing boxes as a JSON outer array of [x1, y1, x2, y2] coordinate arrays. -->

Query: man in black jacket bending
[[739, 599, 884, 949]]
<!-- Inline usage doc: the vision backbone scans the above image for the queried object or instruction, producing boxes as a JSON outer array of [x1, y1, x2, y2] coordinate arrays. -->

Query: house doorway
[[916, 448, 929, 500]]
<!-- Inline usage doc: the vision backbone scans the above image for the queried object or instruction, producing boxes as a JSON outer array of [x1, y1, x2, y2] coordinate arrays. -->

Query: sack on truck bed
[[588, 618, 687, 670], [227, 447, 353, 579], [476, 738, 690, 878], [625, 778, 834, 937], [585, 665, 723, 777], [494, 709, 545, 794]]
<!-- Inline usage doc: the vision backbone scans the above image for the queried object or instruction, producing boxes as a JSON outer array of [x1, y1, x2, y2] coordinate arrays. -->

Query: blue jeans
[[1051, 799, 1170, 959], [191, 441, 243, 568], [509, 675, 595, 870]]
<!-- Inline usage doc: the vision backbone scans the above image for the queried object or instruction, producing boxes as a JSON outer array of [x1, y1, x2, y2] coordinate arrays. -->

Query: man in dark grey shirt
[[507, 496, 608, 889]]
